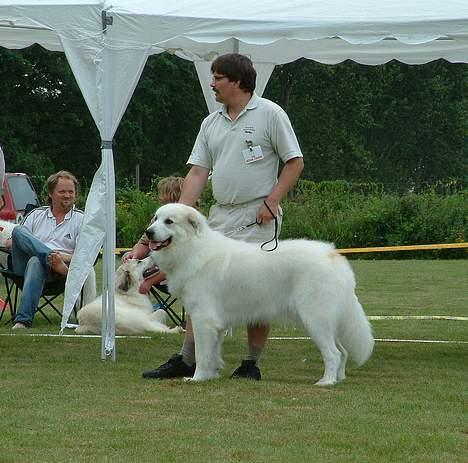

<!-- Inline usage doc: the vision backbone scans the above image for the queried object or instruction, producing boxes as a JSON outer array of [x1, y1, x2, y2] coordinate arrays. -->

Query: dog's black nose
[[145, 228, 154, 240]]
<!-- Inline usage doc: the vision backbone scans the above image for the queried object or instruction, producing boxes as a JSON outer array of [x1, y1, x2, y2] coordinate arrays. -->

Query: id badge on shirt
[[242, 145, 264, 164]]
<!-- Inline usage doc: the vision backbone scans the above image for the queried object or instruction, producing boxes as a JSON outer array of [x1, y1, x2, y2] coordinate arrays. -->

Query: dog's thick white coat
[[76, 257, 182, 335], [147, 204, 374, 385]]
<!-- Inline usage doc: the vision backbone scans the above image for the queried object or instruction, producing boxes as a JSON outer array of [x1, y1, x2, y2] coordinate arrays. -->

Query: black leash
[[226, 200, 279, 251], [260, 200, 278, 252]]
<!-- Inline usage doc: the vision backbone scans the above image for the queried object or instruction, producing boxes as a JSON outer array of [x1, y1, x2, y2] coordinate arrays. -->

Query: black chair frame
[[0, 268, 69, 325], [150, 283, 185, 329]]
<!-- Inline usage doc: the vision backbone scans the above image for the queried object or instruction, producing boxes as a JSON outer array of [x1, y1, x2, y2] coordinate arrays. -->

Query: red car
[[0, 173, 40, 224]]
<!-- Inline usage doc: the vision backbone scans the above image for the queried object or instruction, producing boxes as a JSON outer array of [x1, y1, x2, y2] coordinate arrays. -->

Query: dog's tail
[[340, 294, 374, 366]]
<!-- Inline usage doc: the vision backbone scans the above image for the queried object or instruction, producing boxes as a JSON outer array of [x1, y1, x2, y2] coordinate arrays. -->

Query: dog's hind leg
[[336, 340, 348, 383], [299, 314, 341, 386], [214, 329, 225, 371], [191, 315, 224, 381]]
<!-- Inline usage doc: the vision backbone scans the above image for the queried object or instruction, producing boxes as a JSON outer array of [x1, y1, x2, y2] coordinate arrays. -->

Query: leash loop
[[260, 200, 278, 252], [224, 200, 278, 251]]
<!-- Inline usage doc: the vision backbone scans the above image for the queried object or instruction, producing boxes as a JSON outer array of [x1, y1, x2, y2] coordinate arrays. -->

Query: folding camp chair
[[0, 245, 88, 325], [150, 283, 186, 329], [0, 267, 67, 325]]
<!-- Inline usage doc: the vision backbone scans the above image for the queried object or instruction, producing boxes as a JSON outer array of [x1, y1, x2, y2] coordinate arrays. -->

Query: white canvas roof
[[1, 0, 467, 358], [109, 1, 468, 60]]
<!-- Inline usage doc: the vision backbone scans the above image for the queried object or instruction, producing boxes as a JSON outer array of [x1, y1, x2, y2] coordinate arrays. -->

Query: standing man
[[143, 53, 303, 380], [11, 171, 83, 329]]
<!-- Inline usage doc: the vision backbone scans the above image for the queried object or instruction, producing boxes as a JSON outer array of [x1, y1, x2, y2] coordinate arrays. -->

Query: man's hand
[[256, 157, 304, 225], [256, 198, 279, 225]]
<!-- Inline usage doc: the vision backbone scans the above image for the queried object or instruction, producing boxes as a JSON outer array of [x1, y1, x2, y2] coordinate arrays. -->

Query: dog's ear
[[187, 211, 202, 236], [117, 270, 132, 292]]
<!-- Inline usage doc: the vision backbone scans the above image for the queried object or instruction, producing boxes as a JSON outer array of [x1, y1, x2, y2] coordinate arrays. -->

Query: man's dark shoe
[[230, 360, 261, 381], [142, 353, 195, 379]]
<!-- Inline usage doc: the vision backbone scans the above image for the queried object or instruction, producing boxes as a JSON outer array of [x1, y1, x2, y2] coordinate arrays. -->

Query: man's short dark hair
[[211, 53, 256, 94]]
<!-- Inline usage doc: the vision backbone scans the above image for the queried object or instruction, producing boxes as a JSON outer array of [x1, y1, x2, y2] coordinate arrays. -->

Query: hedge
[[115, 180, 467, 259]]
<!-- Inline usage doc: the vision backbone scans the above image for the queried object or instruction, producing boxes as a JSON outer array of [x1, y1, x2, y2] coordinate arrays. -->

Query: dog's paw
[[191, 368, 220, 382], [314, 377, 337, 386]]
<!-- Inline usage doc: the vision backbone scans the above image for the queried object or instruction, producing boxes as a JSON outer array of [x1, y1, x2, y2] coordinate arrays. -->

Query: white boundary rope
[[268, 337, 468, 344], [1, 334, 467, 344], [368, 315, 468, 321], [1, 315, 466, 343], [0, 333, 152, 339]]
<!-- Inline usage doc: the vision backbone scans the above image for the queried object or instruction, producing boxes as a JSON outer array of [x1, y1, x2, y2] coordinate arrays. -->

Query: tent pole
[[100, 141, 117, 361]]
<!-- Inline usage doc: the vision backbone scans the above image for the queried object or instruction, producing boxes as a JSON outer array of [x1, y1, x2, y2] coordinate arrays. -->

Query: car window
[[7, 176, 40, 211]]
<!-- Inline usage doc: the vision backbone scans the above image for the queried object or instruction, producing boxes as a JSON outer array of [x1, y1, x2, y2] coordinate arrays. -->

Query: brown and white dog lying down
[[76, 257, 183, 335]]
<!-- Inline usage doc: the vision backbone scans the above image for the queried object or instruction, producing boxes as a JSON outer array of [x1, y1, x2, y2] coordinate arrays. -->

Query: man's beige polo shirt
[[188, 93, 302, 205]]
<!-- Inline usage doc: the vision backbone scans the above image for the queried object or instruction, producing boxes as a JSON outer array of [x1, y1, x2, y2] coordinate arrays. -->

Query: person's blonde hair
[[46, 170, 78, 204], [157, 176, 185, 204], [157, 176, 200, 208]]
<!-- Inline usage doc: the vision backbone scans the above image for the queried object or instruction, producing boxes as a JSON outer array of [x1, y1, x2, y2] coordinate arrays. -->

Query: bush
[[115, 188, 158, 247], [282, 181, 467, 258], [114, 179, 468, 258]]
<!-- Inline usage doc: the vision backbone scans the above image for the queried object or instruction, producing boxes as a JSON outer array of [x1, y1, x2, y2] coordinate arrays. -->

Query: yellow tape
[[337, 242, 468, 254], [112, 242, 468, 255]]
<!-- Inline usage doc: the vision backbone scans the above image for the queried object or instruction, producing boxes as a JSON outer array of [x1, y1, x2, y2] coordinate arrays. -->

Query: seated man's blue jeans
[[11, 226, 62, 327]]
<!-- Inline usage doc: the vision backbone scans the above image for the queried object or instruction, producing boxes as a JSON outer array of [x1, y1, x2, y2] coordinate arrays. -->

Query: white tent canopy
[[1, 0, 468, 359]]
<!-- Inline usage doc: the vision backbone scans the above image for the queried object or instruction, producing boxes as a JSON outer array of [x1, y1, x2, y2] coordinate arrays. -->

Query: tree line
[[0, 45, 466, 193]]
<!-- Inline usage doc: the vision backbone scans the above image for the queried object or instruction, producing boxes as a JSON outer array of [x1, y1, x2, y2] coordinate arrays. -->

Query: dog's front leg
[[190, 315, 224, 381]]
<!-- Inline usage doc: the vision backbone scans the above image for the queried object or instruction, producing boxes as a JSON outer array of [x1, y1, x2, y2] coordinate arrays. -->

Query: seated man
[[9, 170, 83, 329]]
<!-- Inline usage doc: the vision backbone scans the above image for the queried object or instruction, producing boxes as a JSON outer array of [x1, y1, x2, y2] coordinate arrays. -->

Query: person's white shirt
[[22, 205, 83, 254]]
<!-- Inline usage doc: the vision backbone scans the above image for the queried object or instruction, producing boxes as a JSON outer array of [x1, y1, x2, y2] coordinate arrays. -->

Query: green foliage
[[265, 59, 468, 189], [115, 177, 216, 247], [115, 180, 467, 259], [1, 47, 467, 192], [281, 180, 467, 258], [0, 45, 99, 180], [115, 187, 158, 247], [114, 54, 207, 188]]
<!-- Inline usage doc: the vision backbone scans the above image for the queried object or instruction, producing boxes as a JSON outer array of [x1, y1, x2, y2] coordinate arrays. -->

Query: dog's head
[[115, 256, 156, 294], [145, 203, 206, 254]]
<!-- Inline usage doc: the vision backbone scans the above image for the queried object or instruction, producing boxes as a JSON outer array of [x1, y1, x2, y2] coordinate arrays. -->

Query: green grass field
[[0, 260, 466, 462]]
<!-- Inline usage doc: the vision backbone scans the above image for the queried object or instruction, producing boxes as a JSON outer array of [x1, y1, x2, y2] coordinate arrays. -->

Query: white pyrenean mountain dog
[[76, 256, 183, 335], [146, 203, 374, 385]]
